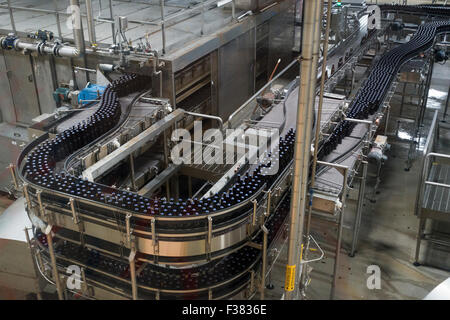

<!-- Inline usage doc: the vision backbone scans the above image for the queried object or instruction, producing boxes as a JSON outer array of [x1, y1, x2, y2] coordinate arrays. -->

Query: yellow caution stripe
[[285, 265, 296, 291]]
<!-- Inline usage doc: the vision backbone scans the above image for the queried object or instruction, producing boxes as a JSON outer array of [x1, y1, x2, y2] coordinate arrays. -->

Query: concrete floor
[[265, 59, 450, 300], [0, 194, 14, 217]]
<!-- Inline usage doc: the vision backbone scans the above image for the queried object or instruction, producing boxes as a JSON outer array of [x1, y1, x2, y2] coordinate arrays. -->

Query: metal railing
[[227, 59, 300, 130], [414, 110, 439, 217], [0, 0, 237, 54]]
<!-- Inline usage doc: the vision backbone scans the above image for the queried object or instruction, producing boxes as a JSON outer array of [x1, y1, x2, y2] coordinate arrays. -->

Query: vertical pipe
[[70, 0, 89, 82], [232, 0, 236, 20], [46, 227, 64, 300], [70, 0, 86, 57], [284, 0, 321, 300], [201, 2, 205, 36], [7, 0, 16, 33], [330, 166, 349, 300], [86, 0, 97, 47], [300, 0, 329, 292], [160, 0, 166, 54], [109, 0, 116, 45], [350, 160, 368, 257], [53, 0, 63, 40]]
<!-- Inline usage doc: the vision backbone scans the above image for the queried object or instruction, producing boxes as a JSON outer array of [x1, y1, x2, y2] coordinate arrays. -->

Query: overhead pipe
[[0, 0, 85, 58], [0, 37, 81, 58], [284, 0, 321, 300]]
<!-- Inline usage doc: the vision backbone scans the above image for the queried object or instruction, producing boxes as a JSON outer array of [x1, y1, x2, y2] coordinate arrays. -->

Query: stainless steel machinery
[[2, 2, 450, 300]]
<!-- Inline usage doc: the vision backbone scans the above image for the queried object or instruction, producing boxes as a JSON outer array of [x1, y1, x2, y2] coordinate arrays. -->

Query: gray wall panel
[[33, 55, 57, 115], [0, 52, 16, 124], [218, 29, 255, 121], [2, 51, 40, 125]]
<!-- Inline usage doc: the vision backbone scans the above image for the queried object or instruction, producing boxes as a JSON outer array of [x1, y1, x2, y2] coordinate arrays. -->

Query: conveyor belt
[[15, 4, 450, 300]]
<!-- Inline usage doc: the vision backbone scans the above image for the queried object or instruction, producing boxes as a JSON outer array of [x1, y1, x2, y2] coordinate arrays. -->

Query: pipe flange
[[13, 38, 21, 51], [52, 43, 61, 57], [37, 42, 46, 55]]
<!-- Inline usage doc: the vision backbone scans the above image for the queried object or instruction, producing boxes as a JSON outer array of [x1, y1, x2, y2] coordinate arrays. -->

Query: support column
[[284, 0, 322, 300], [350, 160, 368, 257], [24, 228, 43, 300], [45, 225, 64, 300], [260, 226, 269, 300], [301, 0, 331, 293], [129, 248, 138, 300]]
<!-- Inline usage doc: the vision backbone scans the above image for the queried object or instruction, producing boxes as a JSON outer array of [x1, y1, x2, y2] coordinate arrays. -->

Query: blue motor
[[78, 83, 106, 106], [1, 33, 17, 50]]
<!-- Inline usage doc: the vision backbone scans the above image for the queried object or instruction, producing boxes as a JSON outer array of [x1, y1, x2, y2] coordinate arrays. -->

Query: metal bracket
[[36, 189, 44, 218], [125, 213, 132, 247], [264, 190, 272, 218], [69, 198, 79, 224], [208, 288, 213, 300], [250, 270, 255, 294], [69, 197, 85, 245], [23, 183, 32, 210], [151, 217, 159, 263], [260, 224, 269, 300], [9, 163, 19, 189], [299, 235, 324, 264], [128, 249, 138, 300], [206, 216, 213, 260], [251, 199, 258, 226], [248, 241, 263, 250]]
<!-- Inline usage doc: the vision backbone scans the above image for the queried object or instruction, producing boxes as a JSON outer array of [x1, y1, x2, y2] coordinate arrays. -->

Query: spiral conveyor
[[16, 5, 450, 299]]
